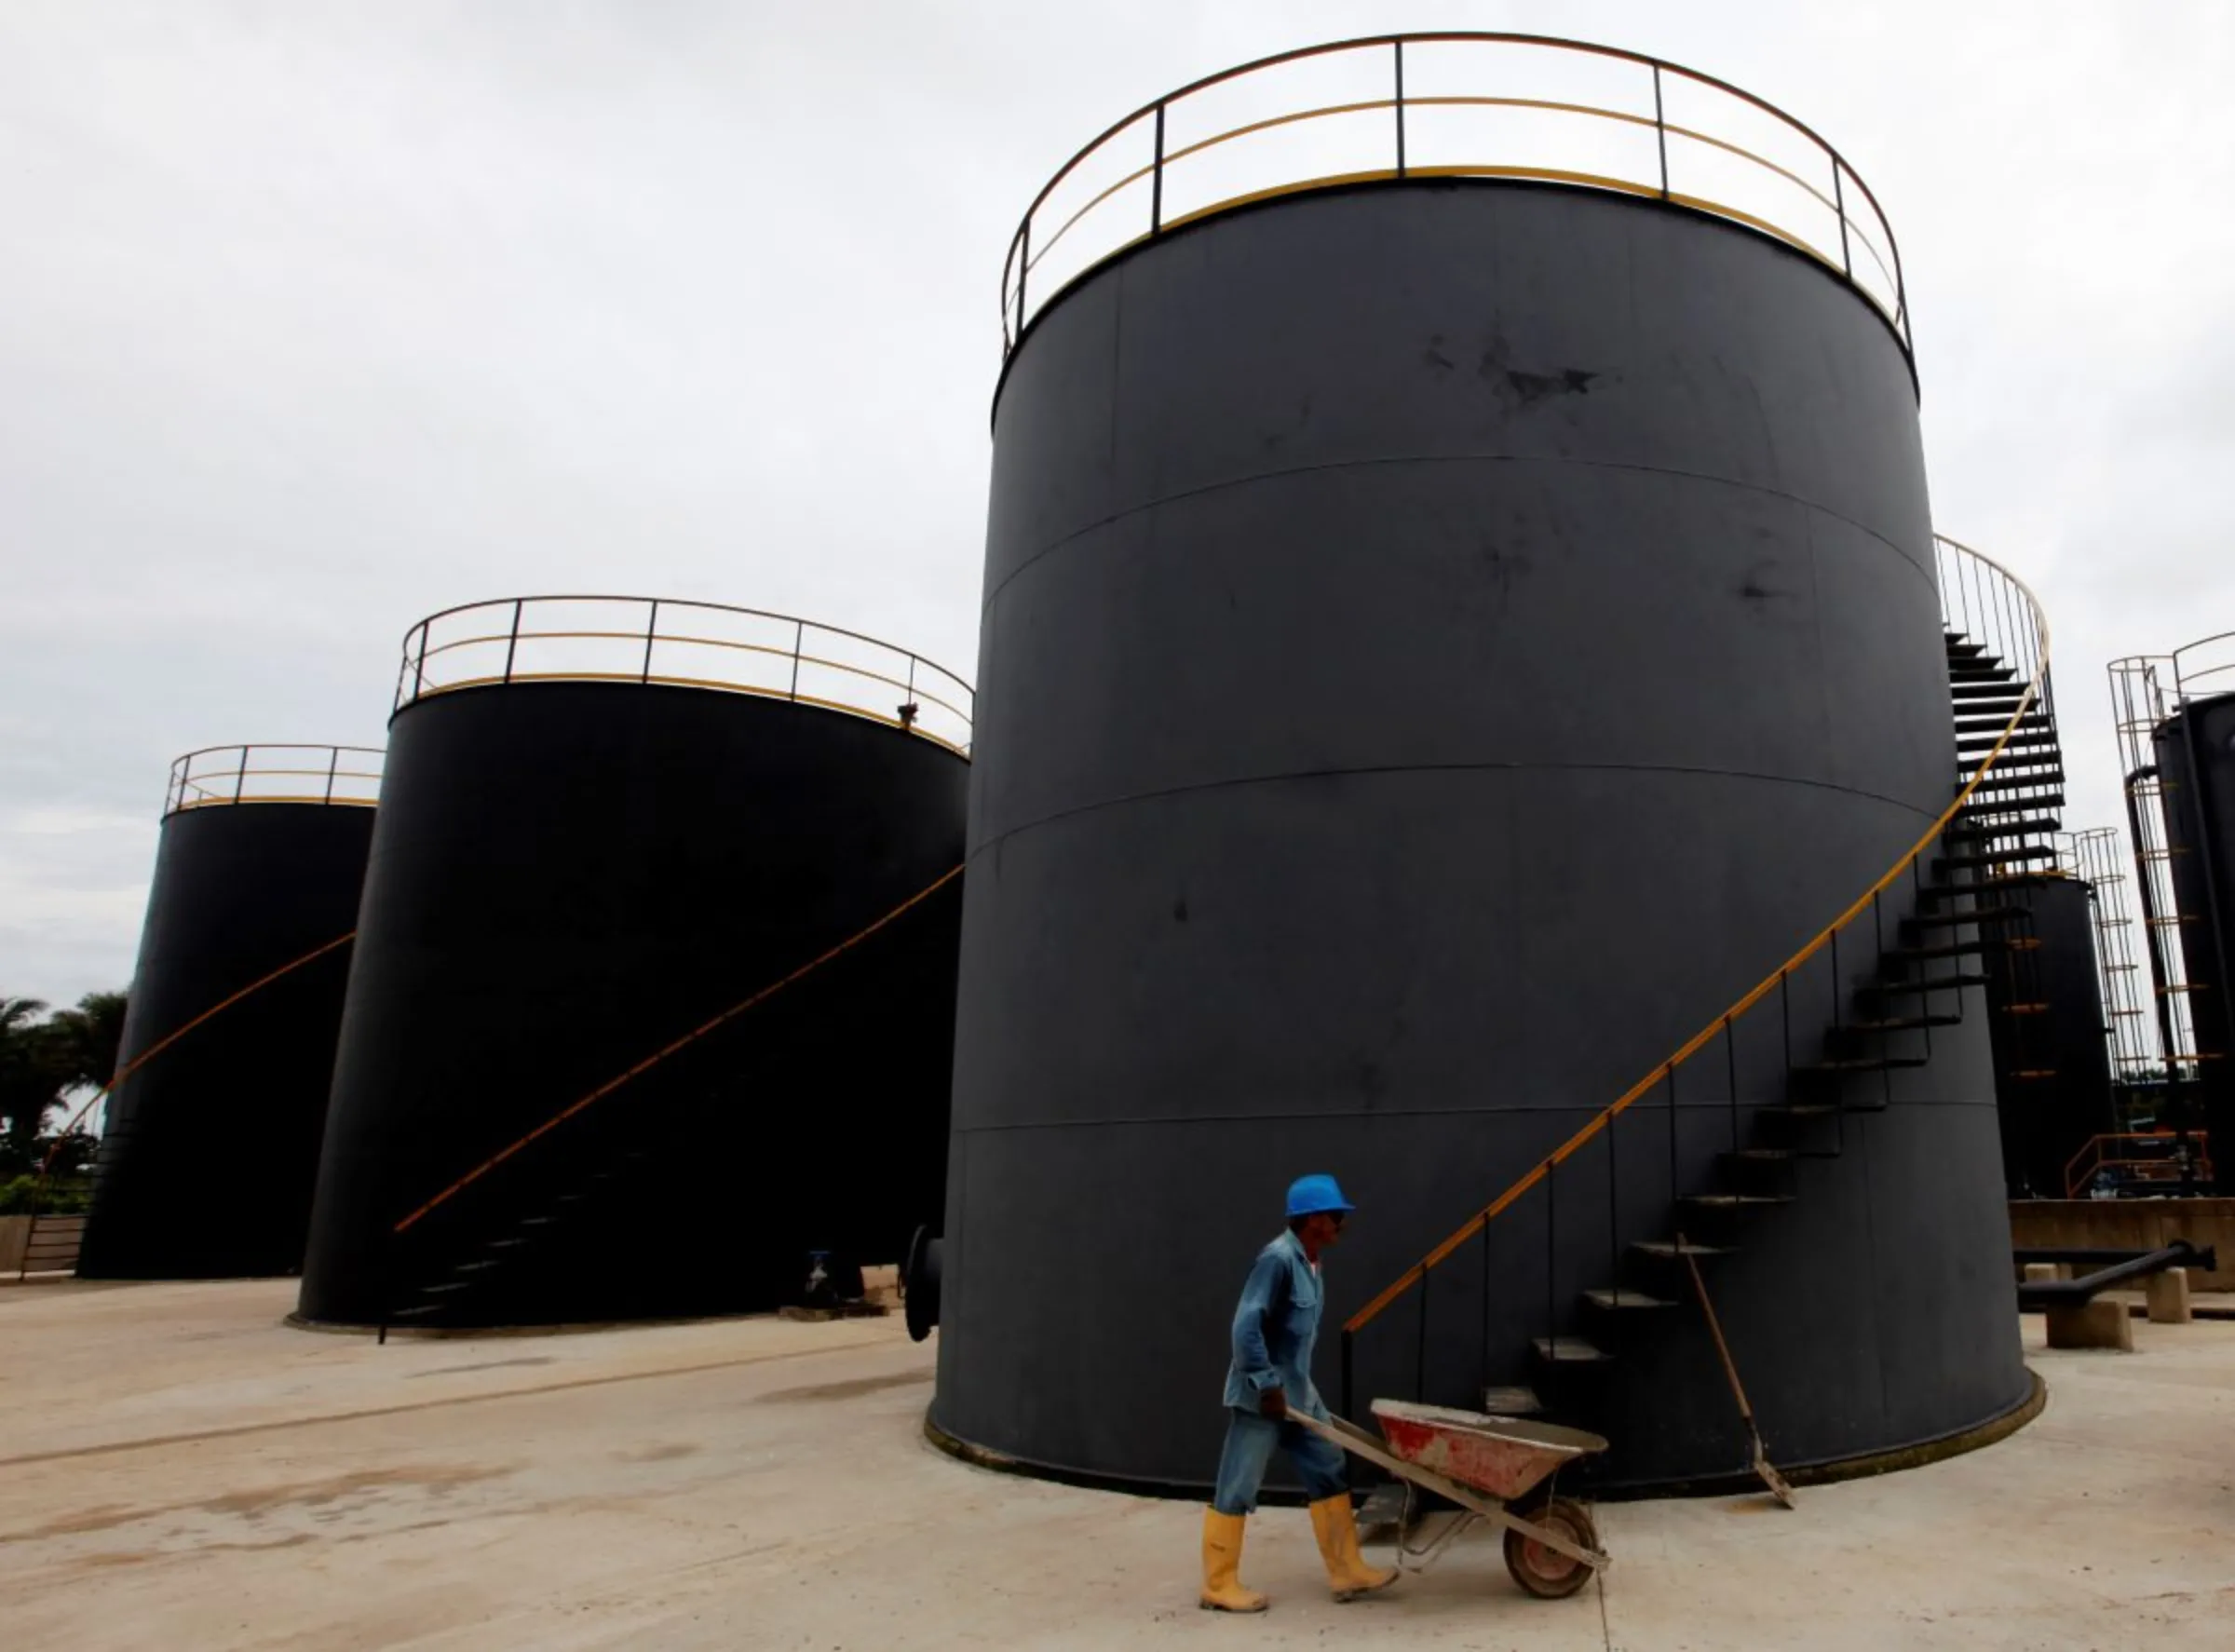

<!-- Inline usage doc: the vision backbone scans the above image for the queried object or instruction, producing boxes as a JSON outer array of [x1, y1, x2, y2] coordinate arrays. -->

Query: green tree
[[0, 991, 130, 1176]]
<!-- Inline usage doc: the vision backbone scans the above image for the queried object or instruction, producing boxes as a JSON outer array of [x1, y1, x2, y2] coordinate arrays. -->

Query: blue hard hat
[[1286, 1173, 1355, 1219]]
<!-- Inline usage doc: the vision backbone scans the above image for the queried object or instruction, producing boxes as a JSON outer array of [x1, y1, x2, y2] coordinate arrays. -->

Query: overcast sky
[[5, 1, 2232, 1006]]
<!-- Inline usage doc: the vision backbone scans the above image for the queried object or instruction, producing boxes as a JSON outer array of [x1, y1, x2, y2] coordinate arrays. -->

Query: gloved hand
[[1259, 1387, 1288, 1421]]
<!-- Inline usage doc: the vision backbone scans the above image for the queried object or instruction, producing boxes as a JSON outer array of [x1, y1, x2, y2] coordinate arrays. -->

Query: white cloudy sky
[[4, 1, 2231, 1004]]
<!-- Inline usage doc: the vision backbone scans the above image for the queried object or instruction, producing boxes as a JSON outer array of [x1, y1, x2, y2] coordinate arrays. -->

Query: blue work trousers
[[1211, 1406, 1348, 1515]]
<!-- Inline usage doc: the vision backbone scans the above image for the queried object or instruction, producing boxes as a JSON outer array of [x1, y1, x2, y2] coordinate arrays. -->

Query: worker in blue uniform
[[1200, 1172, 1398, 1612]]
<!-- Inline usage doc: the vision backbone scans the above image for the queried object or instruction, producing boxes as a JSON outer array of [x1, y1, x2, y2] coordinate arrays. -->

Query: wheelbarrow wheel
[[1502, 1497, 1597, 1600]]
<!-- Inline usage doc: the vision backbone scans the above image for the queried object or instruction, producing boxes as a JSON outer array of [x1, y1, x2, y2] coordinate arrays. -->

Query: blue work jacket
[[1222, 1229, 1330, 1418]]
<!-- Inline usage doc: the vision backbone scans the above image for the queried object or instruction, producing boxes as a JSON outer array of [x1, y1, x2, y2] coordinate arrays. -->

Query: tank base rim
[[284, 1309, 768, 1340], [923, 1368, 2046, 1504]]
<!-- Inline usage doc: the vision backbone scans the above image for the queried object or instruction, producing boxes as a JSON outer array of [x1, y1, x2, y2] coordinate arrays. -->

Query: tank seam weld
[[952, 1100, 2004, 1133], [967, 758, 1943, 861], [982, 452, 1937, 616]]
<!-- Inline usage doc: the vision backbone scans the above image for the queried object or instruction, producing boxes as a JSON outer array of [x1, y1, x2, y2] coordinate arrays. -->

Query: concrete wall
[[2011, 1199, 2235, 1291]]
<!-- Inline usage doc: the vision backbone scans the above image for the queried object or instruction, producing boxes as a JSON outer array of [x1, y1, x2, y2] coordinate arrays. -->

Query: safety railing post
[[1150, 102, 1166, 233], [1665, 1062, 1679, 1204], [1543, 1161, 1557, 1358], [1393, 39, 1407, 179], [642, 599, 659, 684], [1416, 1258, 1429, 1401], [502, 603, 522, 686], [234, 744, 249, 803], [1605, 1106, 1619, 1344], [1724, 1015, 1740, 1153], [789, 620, 805, 701], [1831, 158, 1853, 279], [1016, 219, 1030, 341], [1652, 63, 1670, 199], [1480, 1213, 1492, 1385], [324, 747, 340, 805]]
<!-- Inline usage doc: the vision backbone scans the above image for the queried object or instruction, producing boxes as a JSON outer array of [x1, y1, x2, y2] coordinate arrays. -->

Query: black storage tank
[[933, 35, 2027, 1495], [78, 745, 381, 1279], [295, 599, 969, 1327], [1984, 873, 2115, 1198], [2151, 691, 2235, 1188]]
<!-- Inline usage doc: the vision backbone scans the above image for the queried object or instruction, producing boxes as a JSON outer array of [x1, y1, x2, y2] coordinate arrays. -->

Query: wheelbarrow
[[1289, 1400, 1610, 1599]]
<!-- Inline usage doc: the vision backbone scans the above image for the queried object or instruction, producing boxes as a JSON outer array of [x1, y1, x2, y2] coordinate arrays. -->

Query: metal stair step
[[1949, 682, 2028, 700], [1845, 1012, 1963, 1031], [1794, 1055, 1931, 1074], [1632, 1239, 1734, 1260], [1958, 729, 2059, 753], [1482, 1385, 1545, 1416], [391, 1304, 444, 1320], [1867, 972, 1989, 995], [1725, 1147, 1799, 1163], [1533, 1336, 1612, 1365], [1905, 905, 2021, 929], [1681, 1193, 1794, 1210], [1957, 796, 2065, 819], [1583, 1287, 1676, 1310], [422, 1281, 471, 1295], [1933, 846, 2056, 872], [1883, 940, 1990, 962], [1965, 771, 2065, 795]]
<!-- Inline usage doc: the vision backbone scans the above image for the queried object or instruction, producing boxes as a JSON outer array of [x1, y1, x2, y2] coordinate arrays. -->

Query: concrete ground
[[3, 1281, 2232, 1649]]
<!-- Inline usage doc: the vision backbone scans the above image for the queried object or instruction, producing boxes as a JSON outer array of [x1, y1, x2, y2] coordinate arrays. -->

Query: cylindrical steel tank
[[2152, 692, 2235, 1188], [77, 745, 381, 1279], [295, 599, 968, 1328], [934, 37, 2026, 1494], [1985, 873, 2115, 1198]]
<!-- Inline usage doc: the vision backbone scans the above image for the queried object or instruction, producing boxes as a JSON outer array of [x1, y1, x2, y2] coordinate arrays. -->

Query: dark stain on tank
[[1423, 335, 1456, 373], [1736, 562, 1796, 608], [1172, 896, 1190, 924], [1502, 366, 1597, 404]]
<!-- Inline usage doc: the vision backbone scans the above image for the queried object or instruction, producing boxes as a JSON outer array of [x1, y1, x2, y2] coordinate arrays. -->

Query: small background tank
[[1983, 869, 2113, 1198], [77, 744, 382, 1280], [295, 598, 969, 1329], [2111, 643, 2235, 1192]]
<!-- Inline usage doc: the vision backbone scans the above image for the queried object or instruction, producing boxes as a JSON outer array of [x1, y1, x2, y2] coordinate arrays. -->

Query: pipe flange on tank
[[903, 1224, 943, 1343]]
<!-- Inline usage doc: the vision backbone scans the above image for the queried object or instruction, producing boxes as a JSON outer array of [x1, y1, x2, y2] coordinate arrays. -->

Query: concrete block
[[2046, 1297, 2133, 1351], [2147, 1268, 2193, 1325]]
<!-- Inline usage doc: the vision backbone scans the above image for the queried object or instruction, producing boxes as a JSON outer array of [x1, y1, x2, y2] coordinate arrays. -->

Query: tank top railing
[[1338, 535, 2051, 1415], [166, 745, 385, 816], [1001, 33, 1908, 369], [393, 596, 974, 758]]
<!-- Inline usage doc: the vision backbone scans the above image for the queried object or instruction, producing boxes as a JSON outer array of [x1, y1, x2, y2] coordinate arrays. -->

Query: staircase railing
[[1339, 535, 2051, 1412]]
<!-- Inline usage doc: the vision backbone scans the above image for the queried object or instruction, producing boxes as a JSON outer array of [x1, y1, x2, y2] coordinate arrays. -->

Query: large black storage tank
[[2152, 690, 2235, 1189], [1985, 873, 2114, 1198], [78, 745, 380, 1279], [295, 599, 969, 1327], [933, 35, 2027, 1495]]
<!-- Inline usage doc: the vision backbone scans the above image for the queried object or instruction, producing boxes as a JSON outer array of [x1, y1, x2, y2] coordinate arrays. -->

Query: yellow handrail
[[1346, 536, 2049, 1335], [1003, 34, 1909, 360]]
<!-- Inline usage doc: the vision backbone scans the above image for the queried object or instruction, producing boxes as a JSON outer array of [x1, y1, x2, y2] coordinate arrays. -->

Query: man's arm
[[1230, 1249, 1289, 1418]]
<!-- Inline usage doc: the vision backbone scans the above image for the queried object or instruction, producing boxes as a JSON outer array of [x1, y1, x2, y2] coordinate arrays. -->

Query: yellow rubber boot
[[1308, 1495, 1398, 1602], [1199, 1509, 1268, 1613]]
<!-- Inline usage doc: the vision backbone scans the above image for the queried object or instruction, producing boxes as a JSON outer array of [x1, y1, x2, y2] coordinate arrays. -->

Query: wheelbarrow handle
[[1287, 1410, 1611, 1574]]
